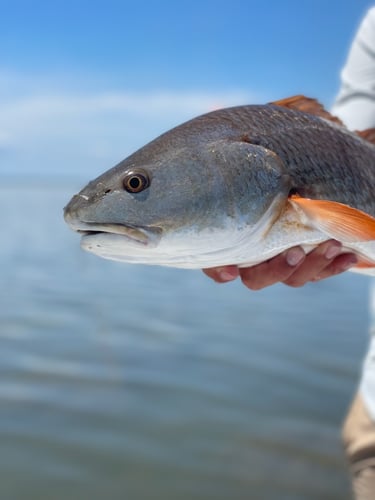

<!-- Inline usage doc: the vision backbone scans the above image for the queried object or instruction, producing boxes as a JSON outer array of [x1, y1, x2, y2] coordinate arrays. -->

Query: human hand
[[202, 240, 358, 290]]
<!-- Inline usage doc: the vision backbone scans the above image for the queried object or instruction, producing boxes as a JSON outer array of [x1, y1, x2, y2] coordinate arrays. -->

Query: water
[[0, 181, 371, 499]]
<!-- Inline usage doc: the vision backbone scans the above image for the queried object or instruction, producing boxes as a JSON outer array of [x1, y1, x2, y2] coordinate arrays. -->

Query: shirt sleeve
[[332, 7, 375, 130], [337, 8, 375, 422]]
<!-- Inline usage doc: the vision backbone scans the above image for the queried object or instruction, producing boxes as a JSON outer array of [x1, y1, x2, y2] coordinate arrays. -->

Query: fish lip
[[72, 221, 162, 246]]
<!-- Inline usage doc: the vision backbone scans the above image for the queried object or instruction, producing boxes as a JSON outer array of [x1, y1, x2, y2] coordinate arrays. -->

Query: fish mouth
[[70, 221, 162, 246]]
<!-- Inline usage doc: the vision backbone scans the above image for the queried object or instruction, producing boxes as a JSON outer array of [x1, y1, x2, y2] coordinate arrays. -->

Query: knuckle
[[240, 273, 261, 290]]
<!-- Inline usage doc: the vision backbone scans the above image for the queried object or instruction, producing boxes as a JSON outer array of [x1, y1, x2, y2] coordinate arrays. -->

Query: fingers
[[238, 246, 306, 290], [310, 252, 358, 282], [202, 247, 307, 285], [202, 240, 358, 290], [282, 241, 357, 287], [202, 265, 239, 283]]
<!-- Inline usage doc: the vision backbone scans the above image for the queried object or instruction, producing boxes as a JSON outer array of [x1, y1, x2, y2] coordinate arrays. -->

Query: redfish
[[64, 96, 375, 274]]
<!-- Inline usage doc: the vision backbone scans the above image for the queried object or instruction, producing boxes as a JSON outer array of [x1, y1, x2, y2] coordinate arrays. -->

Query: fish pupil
[[129, 177, 141, 189]]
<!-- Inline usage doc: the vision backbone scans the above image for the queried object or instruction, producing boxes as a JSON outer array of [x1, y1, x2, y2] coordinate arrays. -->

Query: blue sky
[[1, 0, 375, 178]]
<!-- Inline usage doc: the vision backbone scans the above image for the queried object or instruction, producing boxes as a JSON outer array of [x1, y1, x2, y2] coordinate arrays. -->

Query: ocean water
[[0, 181, 371, 500]]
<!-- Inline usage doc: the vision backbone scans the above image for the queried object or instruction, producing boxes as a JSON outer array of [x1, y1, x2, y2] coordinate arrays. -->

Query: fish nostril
[[288, 188, 299, 197]]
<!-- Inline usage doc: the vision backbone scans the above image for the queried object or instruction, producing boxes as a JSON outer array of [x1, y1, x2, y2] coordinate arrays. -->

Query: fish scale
[[173, 103, 375, 212]]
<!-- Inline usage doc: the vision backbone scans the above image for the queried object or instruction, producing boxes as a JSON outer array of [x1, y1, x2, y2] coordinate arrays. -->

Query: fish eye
[[122, 169, 150, 193]]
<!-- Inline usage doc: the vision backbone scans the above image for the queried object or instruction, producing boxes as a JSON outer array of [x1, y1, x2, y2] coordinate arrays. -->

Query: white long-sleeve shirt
[[332, 6, 375, 419]]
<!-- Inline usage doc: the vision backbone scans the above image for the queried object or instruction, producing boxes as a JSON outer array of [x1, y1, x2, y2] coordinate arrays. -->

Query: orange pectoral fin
[[354, 260, 375, 269], [289, 195, 375, 242]]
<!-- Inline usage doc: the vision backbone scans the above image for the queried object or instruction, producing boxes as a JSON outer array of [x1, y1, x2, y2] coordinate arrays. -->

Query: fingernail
[[218, 269, 238, 282], [325, 243, 342, 260], [286, 248, 305, 266]]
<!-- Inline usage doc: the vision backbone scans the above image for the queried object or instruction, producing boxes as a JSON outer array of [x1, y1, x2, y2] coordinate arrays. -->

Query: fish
[[64, 95, 375, 275]]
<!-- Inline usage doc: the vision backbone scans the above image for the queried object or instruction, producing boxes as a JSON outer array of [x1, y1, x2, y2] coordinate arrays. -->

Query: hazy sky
[[1, 0, 374, 178]]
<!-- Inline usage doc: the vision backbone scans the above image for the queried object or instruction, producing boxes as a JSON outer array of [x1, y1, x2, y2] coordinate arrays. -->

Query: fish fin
[[349, 263, 375, 276], [350, 266, 375, 276], [356, 128, 375, 145], [354, 260, 375, 269], [289, 195, 375, 242], [271, 95, 344, 125]]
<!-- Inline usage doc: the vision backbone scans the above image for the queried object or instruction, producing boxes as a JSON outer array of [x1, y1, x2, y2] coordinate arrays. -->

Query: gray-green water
[[0, 182, 371, 499]]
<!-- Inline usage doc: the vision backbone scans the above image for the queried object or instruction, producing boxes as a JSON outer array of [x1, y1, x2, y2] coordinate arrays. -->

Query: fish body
[[64, 96, 375, 274]]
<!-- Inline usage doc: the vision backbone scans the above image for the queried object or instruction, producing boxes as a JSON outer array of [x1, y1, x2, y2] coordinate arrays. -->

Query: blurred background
[[1, 1, 374, 498]]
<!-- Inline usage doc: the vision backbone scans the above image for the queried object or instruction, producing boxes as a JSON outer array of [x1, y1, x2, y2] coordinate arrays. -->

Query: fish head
[[64, 138, 290, 268]]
